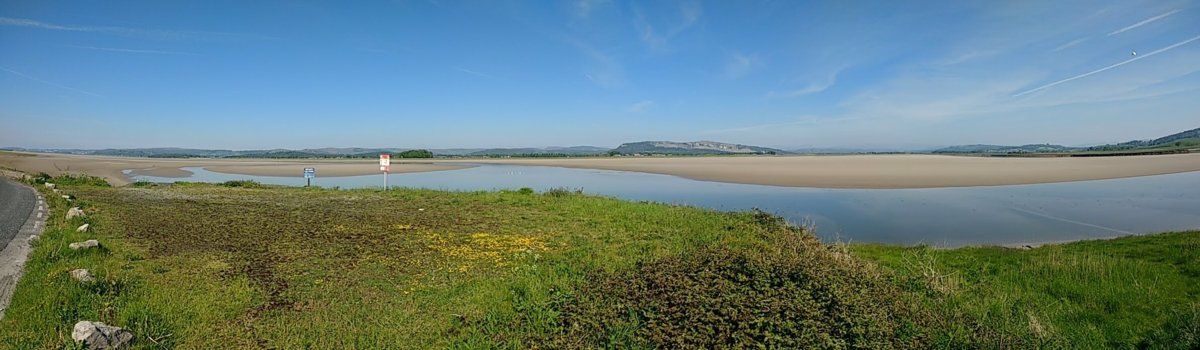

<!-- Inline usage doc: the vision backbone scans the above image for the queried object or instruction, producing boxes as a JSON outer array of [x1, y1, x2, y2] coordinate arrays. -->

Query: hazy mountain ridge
[[467, 146, 609, 156], [612, 141, 787, 155], [932, 144, 1079, 154], [933, 126, 1200, 154]]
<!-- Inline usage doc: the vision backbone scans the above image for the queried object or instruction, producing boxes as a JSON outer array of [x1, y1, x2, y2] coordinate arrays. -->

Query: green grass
[[2, 179, 816, 348], [851, 233, 1200, 348], [2, 177, 1196, 348]]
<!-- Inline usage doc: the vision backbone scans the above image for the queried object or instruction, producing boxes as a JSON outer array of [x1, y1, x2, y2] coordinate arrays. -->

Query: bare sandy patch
[[433, 153, 1200, 188]]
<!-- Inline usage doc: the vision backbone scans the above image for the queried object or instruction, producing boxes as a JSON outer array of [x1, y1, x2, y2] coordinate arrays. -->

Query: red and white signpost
[[379, 154, 391, 189]]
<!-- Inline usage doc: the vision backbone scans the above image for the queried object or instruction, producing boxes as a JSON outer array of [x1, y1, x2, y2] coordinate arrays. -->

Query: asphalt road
[[0, 178, 35, 249]]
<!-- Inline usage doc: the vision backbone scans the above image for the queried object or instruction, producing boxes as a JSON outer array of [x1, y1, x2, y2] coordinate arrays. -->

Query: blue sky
[[1, 0, 1198, 150]]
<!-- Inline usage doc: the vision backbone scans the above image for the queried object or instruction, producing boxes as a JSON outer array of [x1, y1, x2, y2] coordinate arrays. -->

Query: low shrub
[[219, 180, 262, 188], [543, 187, 581, 197], [45, 174, 110, 187], [533, 219, 948, 349]]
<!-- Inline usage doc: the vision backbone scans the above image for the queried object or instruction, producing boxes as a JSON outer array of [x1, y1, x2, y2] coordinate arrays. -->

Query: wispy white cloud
[[1052, 37, 1089, 52], [453, 67, 496, 79], [1014, 34, 1200, 97], [62, 44, 196, 55], [0, 17, 274, 41], [627, 100, 655, 113], [1108, 9, 1182, 36], [566, 38, 624, 88], [0, 65, 102, 97], [766, 70, 839, 98], [702, 115, 866, 135], [937, 49, 1004, 66], [632, 1, 701, 50], [723, 52, 760, 79], [573, 0, 610, 18]]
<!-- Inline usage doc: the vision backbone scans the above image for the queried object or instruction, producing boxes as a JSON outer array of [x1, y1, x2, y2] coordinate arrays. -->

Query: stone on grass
[[67, 207, 85, 219], [72, 321, 133, 350], [69, 239, 100, 250], [44, 183, 55, 189], [76, 224, 90, 232], [70, 269, 96, 283]]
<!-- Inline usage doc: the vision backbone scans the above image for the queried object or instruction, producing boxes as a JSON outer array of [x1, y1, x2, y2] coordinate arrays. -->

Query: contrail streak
[[1014, 34, 1200, 97], [453, 67, 496, 79], [1109, 9, 1181, 36], [62, 44, 196, 55], [0, 65, 103, 97], [0, 17, 276, 41]]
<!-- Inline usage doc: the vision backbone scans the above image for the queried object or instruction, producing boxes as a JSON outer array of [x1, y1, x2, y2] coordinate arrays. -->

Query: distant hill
[[1085, 127, 1200, 152], [467, 146, 609, 157], [932, 144, 1079, 154], [790, 147, 914, 154], [428, 148, 485, 156], [932, 126, 1200, 155], [612, 141, 786, 155]]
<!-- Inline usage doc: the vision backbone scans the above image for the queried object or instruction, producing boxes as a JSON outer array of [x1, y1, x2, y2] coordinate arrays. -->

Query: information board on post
[[379, 154, 390, 189], [303, 167, 315, 187]]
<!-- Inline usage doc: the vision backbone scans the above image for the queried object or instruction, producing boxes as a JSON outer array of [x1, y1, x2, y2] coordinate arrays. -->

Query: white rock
[[70, 269, 96, 283], [76, 224, 90, 232], [44, 183, 55, 189], [67, 207, 85, 219], [62, 195, 71, 199], [72, 321, 133, 350], [69, 240, 100, 250]]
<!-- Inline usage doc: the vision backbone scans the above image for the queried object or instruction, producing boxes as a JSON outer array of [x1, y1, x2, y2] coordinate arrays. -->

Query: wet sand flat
[[447, 153, 1200, 188], [4, 151, 1199, 188]]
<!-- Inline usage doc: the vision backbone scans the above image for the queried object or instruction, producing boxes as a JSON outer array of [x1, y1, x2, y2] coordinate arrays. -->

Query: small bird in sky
[[1132, 50, 1138, 56]]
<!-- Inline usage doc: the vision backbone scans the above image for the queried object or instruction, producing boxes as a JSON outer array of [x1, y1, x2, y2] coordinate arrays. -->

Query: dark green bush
[[544, 229, 938, 349]]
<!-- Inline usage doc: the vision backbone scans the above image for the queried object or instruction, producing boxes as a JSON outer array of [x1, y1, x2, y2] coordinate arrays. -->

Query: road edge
[[0, 177, 48, 319]]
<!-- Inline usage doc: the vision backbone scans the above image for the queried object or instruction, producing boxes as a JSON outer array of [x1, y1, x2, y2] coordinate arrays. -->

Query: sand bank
[[4, 151, 1199, 188], [447, 153, 1200, 188]]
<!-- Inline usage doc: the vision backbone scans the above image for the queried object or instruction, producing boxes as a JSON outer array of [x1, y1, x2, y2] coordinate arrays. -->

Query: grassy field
[[1, 176, 1196, 348], [852, 233, 1200, 348]]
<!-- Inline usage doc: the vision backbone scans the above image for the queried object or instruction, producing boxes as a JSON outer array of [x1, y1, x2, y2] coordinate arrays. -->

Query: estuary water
[[126, 165, 1200, 247]]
